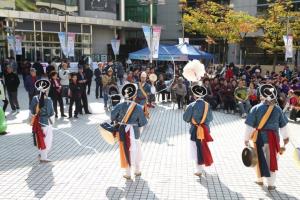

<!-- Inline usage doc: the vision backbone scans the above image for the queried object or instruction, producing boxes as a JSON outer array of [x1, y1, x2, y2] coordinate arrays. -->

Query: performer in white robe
[[30, 79, 55, 163], [111, 83, 148, 179], [244, 84, 289, 190]]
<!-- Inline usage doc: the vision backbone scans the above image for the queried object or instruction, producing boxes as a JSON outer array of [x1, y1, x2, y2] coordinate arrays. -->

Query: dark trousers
[[86, 80, 92, 95], [161, 91, 170, 101], [69, 98, 81, 117], [95, 81, 103, 98], [80, 93, 89, 113], [176, 95, 184, 109], [52, 95, 65, 116], [7, 91, 20, 110], [28, 93, 35, 107], [290, 109, 300, 121], [223, 97, 236, 111], [2, 99, 8, 112]]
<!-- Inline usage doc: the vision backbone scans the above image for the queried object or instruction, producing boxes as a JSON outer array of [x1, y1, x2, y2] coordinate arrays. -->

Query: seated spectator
[[220, 80, 235, 114], [289, 90, 300, 122], [248, 82, 259, 106], [234, 80, 251, 118]]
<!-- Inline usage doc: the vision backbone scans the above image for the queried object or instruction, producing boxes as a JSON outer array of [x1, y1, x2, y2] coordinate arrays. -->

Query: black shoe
[[68, 116, 72, 119], [100, 96, 103, 98], [85, 112, 92, 114], [74, 115, 78, 118], [96, 96, 99, 99], [55, 115, 58, 118], [61, 114, 67, 117]]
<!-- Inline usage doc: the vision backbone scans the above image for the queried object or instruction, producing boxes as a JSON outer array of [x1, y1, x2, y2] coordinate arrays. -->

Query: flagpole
[[150, 1, 153, 66]]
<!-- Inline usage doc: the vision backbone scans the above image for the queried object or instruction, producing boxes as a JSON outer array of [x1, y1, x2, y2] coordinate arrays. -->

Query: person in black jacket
[[83, 64, 93, 95], [68, 73, 81, 118], [49, 71, 66, 118], [4, 65, 20, 112], [78, 66, 91, 114], [32, 60, 44, 78], [94, 62, 104, 98]]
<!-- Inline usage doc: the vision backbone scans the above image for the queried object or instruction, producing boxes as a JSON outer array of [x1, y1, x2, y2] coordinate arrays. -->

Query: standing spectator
[[173, 77, 187, 109], [0, 74, 9, 112], [20, 60, 31, 83], [46, 64, 56, 78], [156, 74, 170, 102], [49, 72, 66, 118], [220, 80, 235, 114], [78, 66, 91, 114], [225, 65, 233, 81], [102, 67, 116, 109], [234, 80, 251, 118], [68, 73, 81, 118], [59, 62, 70, 104], [32, 60, 44, 78], [282, 65, 292, 80], [4, 65, 20, 113], [25, 68, 39, 106], [116, 62, 125, 85], [94, 62, 104, 99], [9, 57, 18, 73], [83, 64, 93, 95]]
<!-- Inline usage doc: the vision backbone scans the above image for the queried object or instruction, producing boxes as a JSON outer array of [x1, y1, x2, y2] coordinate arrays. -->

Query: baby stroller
[[107, 85, 121, 111]]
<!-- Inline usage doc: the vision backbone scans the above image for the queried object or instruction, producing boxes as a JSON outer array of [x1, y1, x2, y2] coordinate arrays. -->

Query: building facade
[[0, 0, 151, 63]]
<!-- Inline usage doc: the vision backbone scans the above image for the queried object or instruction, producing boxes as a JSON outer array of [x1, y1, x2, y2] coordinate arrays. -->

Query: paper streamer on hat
[[182, 60, 206, 82]]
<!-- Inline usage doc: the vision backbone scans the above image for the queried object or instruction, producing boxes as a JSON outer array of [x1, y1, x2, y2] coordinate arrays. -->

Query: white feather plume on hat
[[182, 60, 206, 82]]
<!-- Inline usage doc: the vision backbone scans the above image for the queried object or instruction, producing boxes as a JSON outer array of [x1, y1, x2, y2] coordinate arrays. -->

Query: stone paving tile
[[0, 81, 300, 199]]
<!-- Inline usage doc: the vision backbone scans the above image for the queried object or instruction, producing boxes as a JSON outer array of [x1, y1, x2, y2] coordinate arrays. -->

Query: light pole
[[65, 0, 69, 59], [138, 0, 165, 64], [178, 0, 187, 39]]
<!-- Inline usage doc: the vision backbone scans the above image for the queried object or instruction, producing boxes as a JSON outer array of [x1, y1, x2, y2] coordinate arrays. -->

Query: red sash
[[267, 130, 280, 172], [32, 115, 46, 150]]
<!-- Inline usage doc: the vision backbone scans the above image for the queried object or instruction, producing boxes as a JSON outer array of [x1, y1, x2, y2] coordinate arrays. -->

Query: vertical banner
[[68, 32, 76, 57], [142, 26, 151, 50], [111, 39, 121, 55], [58, 32, 67, 56], [15, 35, 23, 55], [283, 35, 293, 60], [7, 36, 15, 54], [152, 26, 162, 59]]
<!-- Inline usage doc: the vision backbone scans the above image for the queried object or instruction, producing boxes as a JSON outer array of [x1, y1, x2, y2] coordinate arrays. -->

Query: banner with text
[[283, 35, 293, 60], [58, 32, 67, 56], [111, 39, 120, 55], [142, 26, 151, 51], [152, 26, 162, 59], [15, 35, 22, 55], [7, 36, 15, 55], [67, 32, 76, 57]]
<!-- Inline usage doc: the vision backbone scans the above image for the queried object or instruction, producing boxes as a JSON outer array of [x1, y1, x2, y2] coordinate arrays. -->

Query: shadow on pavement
[[26, 163, 54, 199], [198, 174, 245, 199], [106, 177, 158, 200]]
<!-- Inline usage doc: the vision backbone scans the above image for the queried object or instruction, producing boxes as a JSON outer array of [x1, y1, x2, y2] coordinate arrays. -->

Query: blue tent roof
[[128, 45, 188, 61], [176, 43, 214, 60], [128, 44, 214, 61]]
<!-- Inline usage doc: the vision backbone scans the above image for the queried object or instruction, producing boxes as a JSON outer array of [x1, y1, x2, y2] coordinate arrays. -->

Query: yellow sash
[[139, 82, 148, 99], [251, 105, 274, 143], [119, 102, 137, 168], [192, 102, 209, 140]]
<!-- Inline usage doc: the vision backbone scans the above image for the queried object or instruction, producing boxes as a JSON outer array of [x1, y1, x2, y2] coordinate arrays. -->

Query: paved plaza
[[0, 82, 300, 200]]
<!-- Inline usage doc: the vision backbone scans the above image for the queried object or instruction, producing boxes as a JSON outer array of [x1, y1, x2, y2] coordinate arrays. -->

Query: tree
[[257, 0, 294, 71], [183, 1, 259, 65]]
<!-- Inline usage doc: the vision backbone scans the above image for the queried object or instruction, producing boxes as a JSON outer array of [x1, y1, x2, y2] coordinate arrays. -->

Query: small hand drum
[[242, 146, 258, 167], [99, 122, 118, 145]]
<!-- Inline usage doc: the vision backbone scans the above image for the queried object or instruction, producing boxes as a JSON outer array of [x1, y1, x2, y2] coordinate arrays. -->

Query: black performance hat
[[191, 85, 207, 98], [35, 79, 50, 93], [259, 84, 277, 101], [121, 83, 137, 99]]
